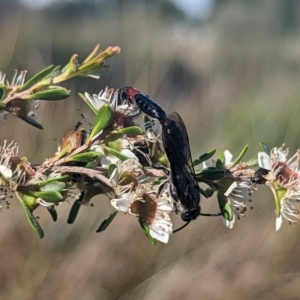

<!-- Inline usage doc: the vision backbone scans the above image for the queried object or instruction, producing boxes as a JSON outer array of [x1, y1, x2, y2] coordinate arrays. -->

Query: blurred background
[[1, 0, 300, 299]]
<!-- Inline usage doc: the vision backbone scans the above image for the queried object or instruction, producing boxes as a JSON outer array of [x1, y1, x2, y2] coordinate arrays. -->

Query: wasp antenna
[[73, 121, 82, 131], [173, 221, 191, 233], [199, 212, 223, 217]]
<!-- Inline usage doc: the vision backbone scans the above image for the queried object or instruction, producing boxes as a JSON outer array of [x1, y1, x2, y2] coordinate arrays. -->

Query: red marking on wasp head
[[120, 86, 140, 99]]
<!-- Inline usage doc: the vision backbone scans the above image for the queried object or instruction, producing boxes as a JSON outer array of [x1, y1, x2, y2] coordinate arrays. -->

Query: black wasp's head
[[118, 86, 140, 104], [181, 206, 201, 222], [251, 167, 269, 185]]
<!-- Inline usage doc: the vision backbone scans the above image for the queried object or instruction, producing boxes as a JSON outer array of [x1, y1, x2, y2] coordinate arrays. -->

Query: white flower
[[109, 159, 144, 194], [258, 146, 300, 229], [222, 181, 253, 228], [0, 165, 12, 180], [111, 186, 173, 243], [202, 149, 232, 169], [84, 86, 140, 117], [101, 149, 139, 169], [258, 146, 300, 191], [0, 71, 40, 125], [84, 87, 115, 111], [274, 190, 300, 230]]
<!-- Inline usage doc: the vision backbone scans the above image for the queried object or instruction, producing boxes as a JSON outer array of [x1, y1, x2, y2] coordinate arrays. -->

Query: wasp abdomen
[[134, 94, 166, 122]]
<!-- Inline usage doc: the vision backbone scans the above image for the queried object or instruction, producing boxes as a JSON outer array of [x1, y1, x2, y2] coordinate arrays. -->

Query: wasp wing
[[167, 112, 197, 178], [161, 112, 200, 216]]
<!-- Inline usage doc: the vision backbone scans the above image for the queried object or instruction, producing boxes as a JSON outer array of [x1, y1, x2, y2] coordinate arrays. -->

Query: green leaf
[[217, 192, 228, 210], [259, 142, 270, 155], [25, 86, 70, 101], [227, 145, 248, 169], [246, 154, 258, 167], [104, 146, 130, 161], [271, 186, 287, 217], [199, 187, 214, 198], [196, 168, 225, 181], [110, 126, 144, 135], [47, 206, 58, 222], [16, 192, 44, 239], [30, 191, 63, 203], [216, 152, 225, 170], [22, 194, 37, 208], [36, 175, 70, 187], [41, 181, 66, 193], [104, 134, 122, 150], [193, 149, 216, 166], [108, 164, 117, 177], [96, 209, 118, 232], [20, 65, 57, 91], [0, 85, 8, 101], [21, 116, 44, 129], [86, 104, 113, 144], [82, 44, 100, 64], [67, 195, 84, 224], [138, 218, 156, 245], [65, 151, 100, 163], [80, 184, 106, 205], [222, 202, 234, 222], [61, 54, 79, 74], [79, 93, 97, 115]]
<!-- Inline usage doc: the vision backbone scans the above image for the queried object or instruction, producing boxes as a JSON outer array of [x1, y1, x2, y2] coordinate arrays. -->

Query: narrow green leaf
[[138, 218, 156, 245], [246, 154, 258, 167], [20, 116, 44, 129], [82, 44, 100, 64], [41, 181, 66, 193], [96, 209, 118, 232], [216, 152, 225, 170], [217, 192, 228, 210], [79, 93, 97, 115], [22, 194, 37, 207], [25, 86, 70, 101], [86, 104, 113, 144], [0, 85, 8, 101], [271, 186, 287, 217], [104, 146, 130, 161], [259, 142, 270, 155], [20, 65, 57, 91], [65, 151, 100, 163], [36, 175, 70, 187], [110, 126, 144, 136], [61, 54, 78, 74], [199, 187, 214, 198], [16, 192, 44, 239], [108, 164, 117, 177], [227, 145, 248, 169], [47, 206, 58, 222], [193, 149, 216, 166], [222, 202, 234, 222], [67, 194, 84, 224], [30, 191, 63, 203]]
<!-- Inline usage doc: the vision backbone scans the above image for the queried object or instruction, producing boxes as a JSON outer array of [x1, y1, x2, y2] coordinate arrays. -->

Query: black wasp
[[161, 112, 201, 223], [119, 86, 202, 226]]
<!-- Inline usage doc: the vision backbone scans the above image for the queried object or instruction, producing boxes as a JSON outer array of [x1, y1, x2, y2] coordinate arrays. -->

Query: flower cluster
[[258, 146, 300, 230]]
